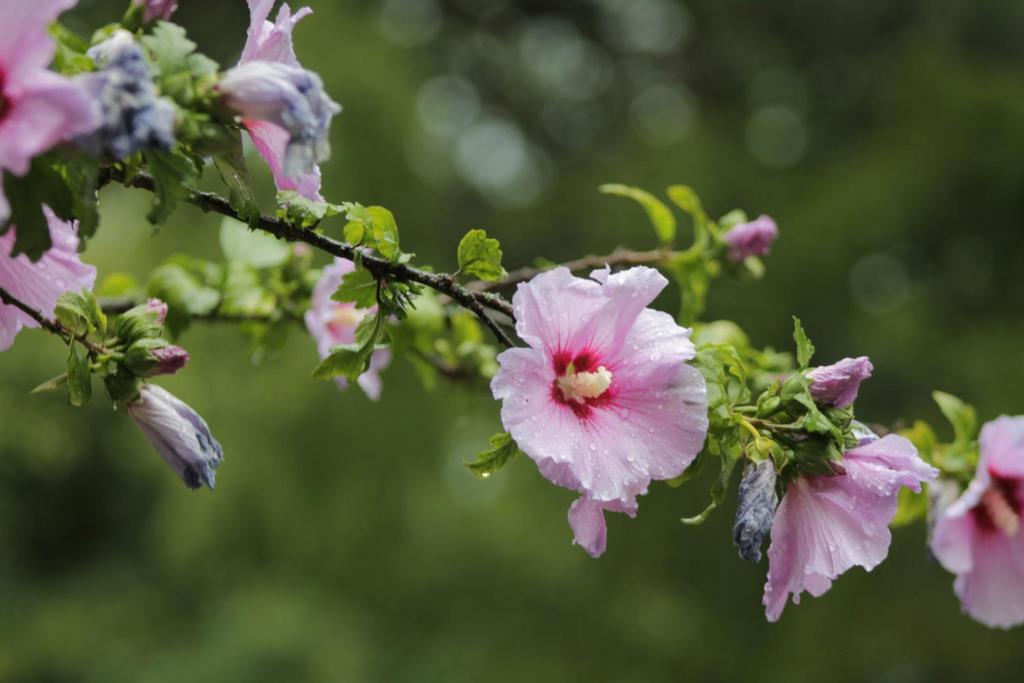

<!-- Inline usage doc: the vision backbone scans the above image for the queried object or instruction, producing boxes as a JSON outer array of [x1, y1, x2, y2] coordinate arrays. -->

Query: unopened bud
[[733, 459, 778, 563]]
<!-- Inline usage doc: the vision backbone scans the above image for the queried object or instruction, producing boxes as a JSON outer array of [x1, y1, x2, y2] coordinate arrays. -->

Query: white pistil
[[982, 487, 1020, 537], [557, 366, 612, 403]]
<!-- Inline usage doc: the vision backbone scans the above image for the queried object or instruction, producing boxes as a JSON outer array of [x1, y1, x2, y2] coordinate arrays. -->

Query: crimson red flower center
[[973, 475, 1021, 537]]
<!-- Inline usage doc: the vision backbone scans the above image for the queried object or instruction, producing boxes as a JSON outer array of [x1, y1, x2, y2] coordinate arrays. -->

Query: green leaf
[[465, 432, 522, 479], [666, 185, 710, 227], [220, 262, 277, 317], [49, 23, 95, 75], [31, 373, 69, 394], [66, 343, 92, 407], [332, 269, 377, 308], [682, 433, 742, 525], [219, 217, 290, 268], [140, 22, 218, 105], [56, 152, 101, 242], [276, 191, 344, 229], [366, 206, 400, 260], [1, 156, 80, 259], [212, 130, 260, 226], [312, 310, 386, 382], [312, 344, 371, 381], [457, 229, 505, 281], [792, 316, 815, 369], [932, 391, 978, 445], [147, 256, 221, 334], [599, 183, 676, 246], [55, 290, 106, 338], [143, 148, 199, 225]]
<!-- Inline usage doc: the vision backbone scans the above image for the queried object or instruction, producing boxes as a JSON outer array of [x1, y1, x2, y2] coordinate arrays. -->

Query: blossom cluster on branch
[[0, 0, 1021, 629]]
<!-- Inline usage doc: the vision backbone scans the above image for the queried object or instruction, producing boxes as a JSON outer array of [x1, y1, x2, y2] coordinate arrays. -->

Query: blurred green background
[[2, 0, 1023, 680]]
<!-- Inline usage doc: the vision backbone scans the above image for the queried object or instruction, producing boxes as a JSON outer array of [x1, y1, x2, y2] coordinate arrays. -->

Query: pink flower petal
[[0, 208, 96, 351], [980, 415, 1024, 479], [0, 68, 100, 178], [304, 258, 388, 400], [568, 495, 637, 558], [0, 0, 77, 77], [763, 435, 936, 621]]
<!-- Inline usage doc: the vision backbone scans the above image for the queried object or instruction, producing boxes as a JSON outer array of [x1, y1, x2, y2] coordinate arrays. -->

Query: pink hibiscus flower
[[763, 434, 937, 621], [0, 0, 101, 222], [491, 266, 708, 557], [931, 416, 1024, 628], [807, 356, 874, 409], [231, 0, 335, 200], [304, 258, 389, 400], [0, 207, 96, 351]]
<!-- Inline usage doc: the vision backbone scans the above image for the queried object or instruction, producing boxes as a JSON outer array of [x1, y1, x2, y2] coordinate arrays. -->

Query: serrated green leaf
[[932, 391, 978, 445], [465, 432, 522, 478], [682, 433, 742, 525], [312, 344, 369, 381], [66, 343, 92, 407], [792, 316, 814, 369], [457, 229, 505, 281], [600, 183, 676, 246], [2, 156, 79, 259], [213, 131, 260, 226], [367, 206, 400, 260], [332, 269, 377, 308], [277, 191, 344, 229], [143, 148, 199, 225]]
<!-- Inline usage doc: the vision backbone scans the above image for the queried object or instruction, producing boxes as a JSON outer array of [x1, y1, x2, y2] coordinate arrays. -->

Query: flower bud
[[217, 61, 341, 180], [127, 384, 224, 490], [132, 0, 178, 23], [723, 215, 778, 262], [807, 356, 874, 408], [146, 298, 169, 324], [733, 459, 778, 562], [114, 301, 166, 344], [77, 34, 176, 159], [125, 338, 189, 377]]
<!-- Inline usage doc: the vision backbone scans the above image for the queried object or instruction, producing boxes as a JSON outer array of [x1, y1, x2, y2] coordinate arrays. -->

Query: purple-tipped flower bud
[[807, 356, 874, 408], [151, 345, 189, 376], [124, 339, 189, 376], [78, 33, 177, 160], [132, 0, 178, 23], [723, 215, 778, 262], [733, 459, 778, 563], [217, 61, 341, 180], [146, 298, 168, 324], [127, 384, 224, 490]]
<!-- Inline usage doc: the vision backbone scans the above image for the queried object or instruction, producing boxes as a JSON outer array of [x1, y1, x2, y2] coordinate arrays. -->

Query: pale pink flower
[[931, 416, 1024, 629], [723, 215, 778, 262], [0, 0, 101, 222], [763, 435, 937, 621], [304, 258, 389, 400], [234, 0, 334, 200], [807, 356, 874, 408], [0, 207, 96, 351], [491, 266, 708, 557]]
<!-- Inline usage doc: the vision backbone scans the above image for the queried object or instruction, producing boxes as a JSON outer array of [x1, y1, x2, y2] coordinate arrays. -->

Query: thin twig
[[0, 286, 107, 355], [103, 169, 516, 347]]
